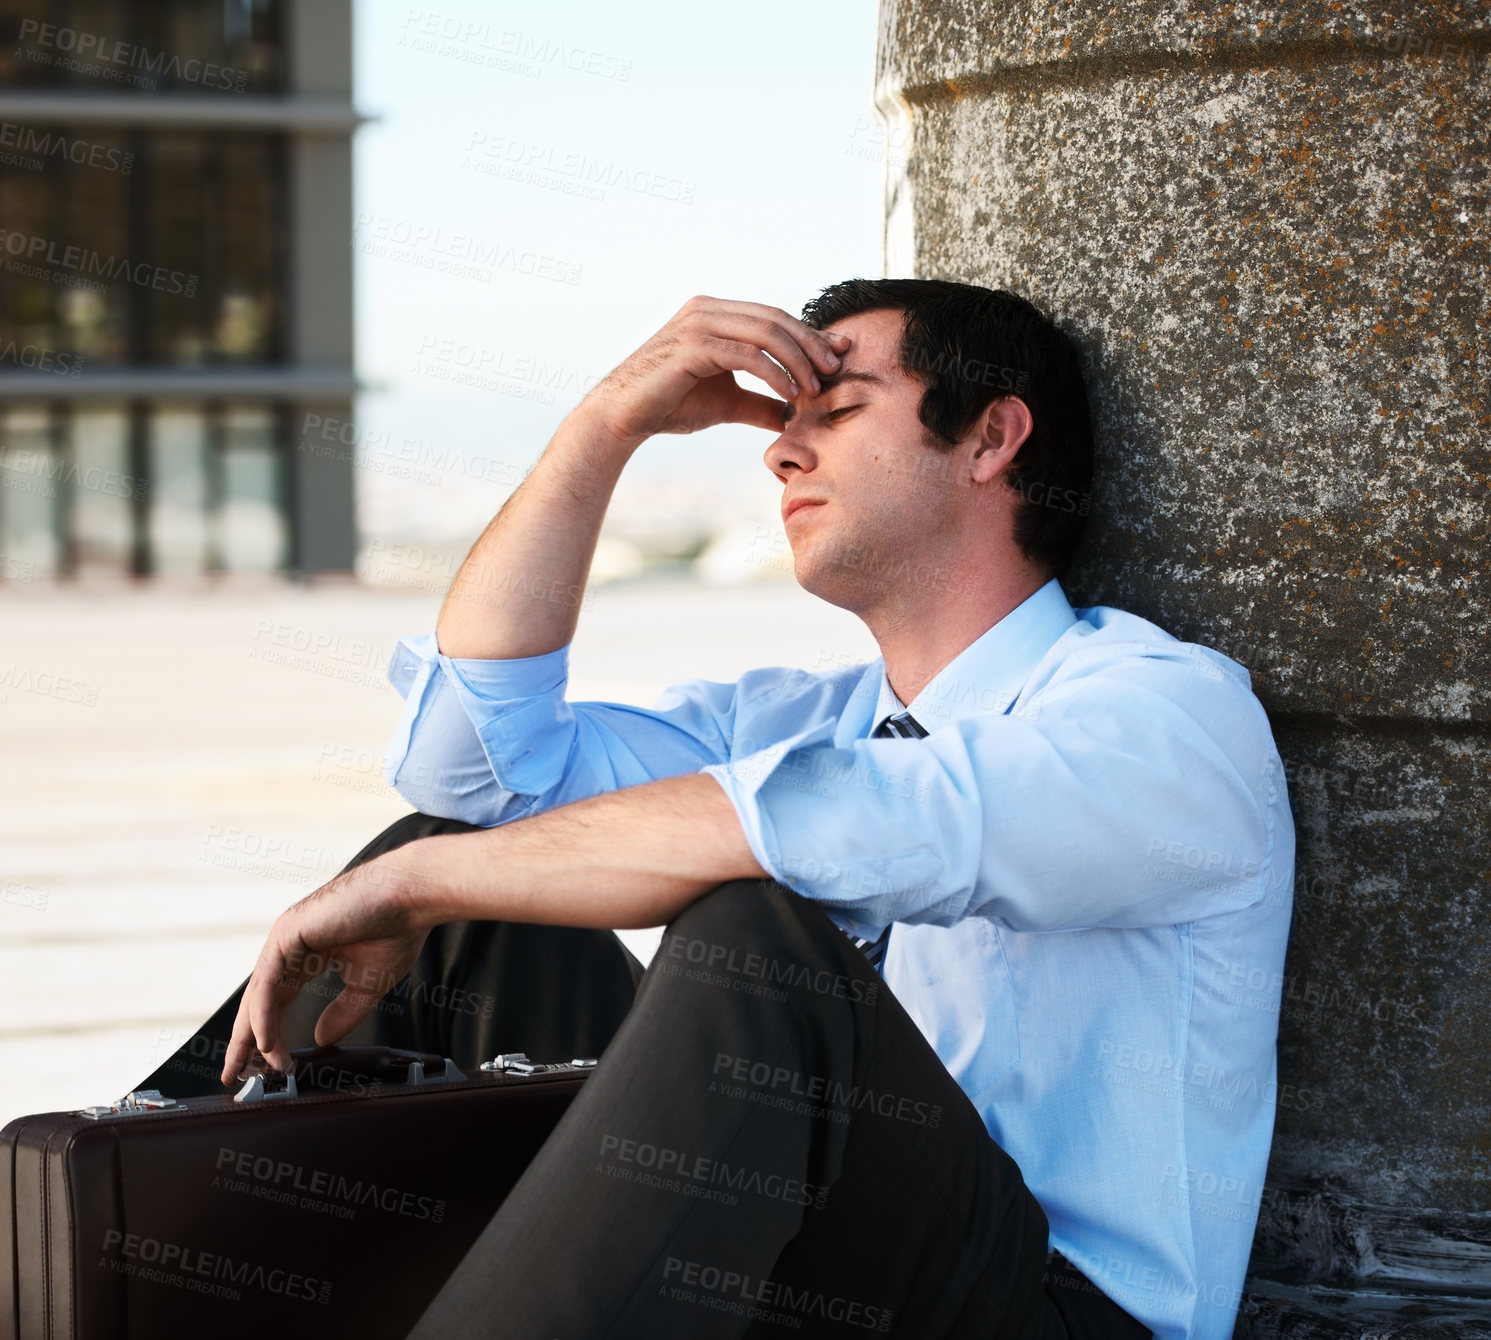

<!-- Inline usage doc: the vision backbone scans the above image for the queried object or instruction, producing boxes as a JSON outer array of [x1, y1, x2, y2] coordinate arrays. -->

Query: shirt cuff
[[386, 632, 440, 699], [440, 643, 574, 797], [385, 632, 571, 702], [383, 634, 439, 788], [441, 642, 571, 698], [385, 635, 575, 798]]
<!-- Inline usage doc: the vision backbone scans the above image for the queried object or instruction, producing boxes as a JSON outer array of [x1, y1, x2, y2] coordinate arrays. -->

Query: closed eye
[[826, 404, 864, 420]]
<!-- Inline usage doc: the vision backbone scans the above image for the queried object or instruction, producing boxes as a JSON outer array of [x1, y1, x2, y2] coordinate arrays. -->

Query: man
[[219, 281, 1294, 1337]]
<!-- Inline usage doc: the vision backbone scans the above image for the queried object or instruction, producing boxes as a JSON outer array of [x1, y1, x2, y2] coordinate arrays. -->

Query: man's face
[[764, 307, 965, 615]]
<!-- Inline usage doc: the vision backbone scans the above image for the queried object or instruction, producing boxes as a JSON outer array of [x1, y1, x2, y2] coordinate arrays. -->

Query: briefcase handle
[[238, 1044, 466, 1101]]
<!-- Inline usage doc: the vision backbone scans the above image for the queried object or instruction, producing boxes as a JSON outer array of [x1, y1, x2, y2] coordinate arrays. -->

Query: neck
[[867, 560, 1052, 709]]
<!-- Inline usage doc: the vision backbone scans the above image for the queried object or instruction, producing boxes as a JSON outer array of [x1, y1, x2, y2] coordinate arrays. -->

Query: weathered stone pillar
[[875, 2, 1489, 1327]]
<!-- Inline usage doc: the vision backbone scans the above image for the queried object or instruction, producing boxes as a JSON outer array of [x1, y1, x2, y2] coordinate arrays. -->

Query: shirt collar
[[869, 578, 1077, 735]]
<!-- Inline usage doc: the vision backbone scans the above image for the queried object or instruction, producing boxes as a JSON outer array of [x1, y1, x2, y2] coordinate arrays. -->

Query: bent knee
[[661, 877, 861, 968]]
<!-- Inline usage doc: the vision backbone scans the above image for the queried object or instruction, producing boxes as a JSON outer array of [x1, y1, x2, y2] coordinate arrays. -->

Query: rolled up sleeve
[[383, 634, 561, 825], [384, 632, 746, 825], [704, 659, 1281, 936]]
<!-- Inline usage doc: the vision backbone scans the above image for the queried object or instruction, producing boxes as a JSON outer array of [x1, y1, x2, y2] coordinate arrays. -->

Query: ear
[[968, 397, 1033, 485]]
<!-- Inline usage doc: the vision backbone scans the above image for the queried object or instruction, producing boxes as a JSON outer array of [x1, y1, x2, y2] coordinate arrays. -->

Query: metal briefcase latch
[[481, 1052, 598, 1075], [77, 1090, 179, 1120]]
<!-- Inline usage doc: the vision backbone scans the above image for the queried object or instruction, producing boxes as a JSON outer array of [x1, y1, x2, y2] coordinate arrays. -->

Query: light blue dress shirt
[[382, 578, 1294, 1340]]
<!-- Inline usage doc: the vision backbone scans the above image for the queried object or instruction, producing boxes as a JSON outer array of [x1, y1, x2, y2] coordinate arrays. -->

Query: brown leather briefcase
[[1, 1044, 593, 1338]]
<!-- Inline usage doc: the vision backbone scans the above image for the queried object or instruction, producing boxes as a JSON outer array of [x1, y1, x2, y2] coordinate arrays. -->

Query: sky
[[350, 0, 888, 555]]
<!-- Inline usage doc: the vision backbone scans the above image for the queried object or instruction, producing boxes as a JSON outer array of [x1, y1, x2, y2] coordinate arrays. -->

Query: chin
[[791, 553, 860, 614]]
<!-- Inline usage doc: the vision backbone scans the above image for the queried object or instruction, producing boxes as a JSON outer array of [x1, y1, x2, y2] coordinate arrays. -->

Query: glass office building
[[0, 0, 358, 577]]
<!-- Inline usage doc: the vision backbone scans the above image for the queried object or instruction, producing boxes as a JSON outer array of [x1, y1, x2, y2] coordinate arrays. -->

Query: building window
[[0, 400, 294, 576], [0, 0, 285, 93], [0, 129, 285, 368], [71, 404, 133, 573], [148, 404, 209, 573], [0, 405, 59, 574], [219, 405, 288, 571]]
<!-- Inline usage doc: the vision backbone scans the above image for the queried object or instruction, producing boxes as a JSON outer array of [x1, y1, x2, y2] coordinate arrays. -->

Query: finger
[[220, 934, 317, 1083], [692, 299, 846, 374], [699, 312, 829, 396], [221, 984, 258, 1085], [691, 298, 845, 368], [245, 939, 315, 1077], [313, 983, 384, 1047], [698, 338, 802, 403], [729, 387, 792, 433]]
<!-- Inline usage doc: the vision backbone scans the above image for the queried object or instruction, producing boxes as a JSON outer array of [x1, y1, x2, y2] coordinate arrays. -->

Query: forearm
[[389, 772, 768, 931], [436, 407, 640, 660], [223, 767, 768, 1080], [436, 296, 845, 661]]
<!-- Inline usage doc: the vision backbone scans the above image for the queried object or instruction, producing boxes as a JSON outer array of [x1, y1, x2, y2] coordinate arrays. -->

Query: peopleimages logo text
[[16, 20, 250, 90], [0, 228, 197, 294], [0, 123, 133, 174]]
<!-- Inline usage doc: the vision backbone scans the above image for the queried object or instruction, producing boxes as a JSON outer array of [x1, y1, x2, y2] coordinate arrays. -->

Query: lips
[[783, 498, 826, 523]]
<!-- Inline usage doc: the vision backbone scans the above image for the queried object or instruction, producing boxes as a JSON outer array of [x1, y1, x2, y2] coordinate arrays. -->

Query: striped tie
[[851, 710, 929, 973]]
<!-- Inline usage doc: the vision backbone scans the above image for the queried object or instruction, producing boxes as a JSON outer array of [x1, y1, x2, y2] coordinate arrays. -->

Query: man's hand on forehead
[[576, 297, 853, 446]]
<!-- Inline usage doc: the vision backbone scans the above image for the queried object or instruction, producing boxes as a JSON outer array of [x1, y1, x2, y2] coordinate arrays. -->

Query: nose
[[763, 425, 817, 484]]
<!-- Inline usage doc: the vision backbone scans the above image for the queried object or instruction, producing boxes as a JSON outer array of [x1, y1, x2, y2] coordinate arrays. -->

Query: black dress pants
[[142, 813, 1150, 1340]]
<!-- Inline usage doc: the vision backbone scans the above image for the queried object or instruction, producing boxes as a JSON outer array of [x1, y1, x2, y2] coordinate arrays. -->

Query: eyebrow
[[781, 369, 885, 425]]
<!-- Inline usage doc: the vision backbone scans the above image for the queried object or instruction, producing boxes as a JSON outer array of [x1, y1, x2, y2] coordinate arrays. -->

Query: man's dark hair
[[800, 278, 1094, 578]]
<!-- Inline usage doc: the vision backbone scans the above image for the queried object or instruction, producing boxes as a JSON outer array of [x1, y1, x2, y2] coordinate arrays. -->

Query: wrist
[[562, 395, 646, 461], [366, 841, 451, 934]]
